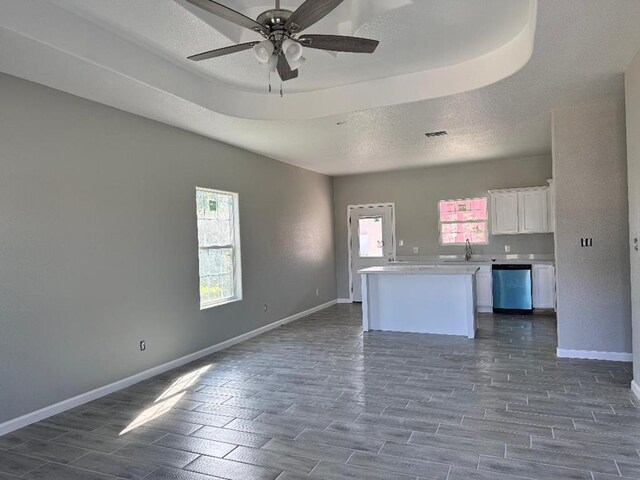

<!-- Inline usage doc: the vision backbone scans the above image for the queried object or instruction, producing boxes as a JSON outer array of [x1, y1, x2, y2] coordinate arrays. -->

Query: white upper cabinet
[[518, 189, 549, 233], [490, 191, 519, 235], [489, 186, 552, 235]]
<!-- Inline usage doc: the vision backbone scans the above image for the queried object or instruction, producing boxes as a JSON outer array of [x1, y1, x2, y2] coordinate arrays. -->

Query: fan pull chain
[[268, 70, 272, 93], [280, 82, 283, 98]]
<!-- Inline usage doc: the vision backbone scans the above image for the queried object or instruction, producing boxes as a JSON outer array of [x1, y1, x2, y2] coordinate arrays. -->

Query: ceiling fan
[[185, 0, 380, 82]]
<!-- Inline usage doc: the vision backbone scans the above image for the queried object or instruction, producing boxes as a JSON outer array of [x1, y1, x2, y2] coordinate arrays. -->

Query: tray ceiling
[[50, 0, 533, 93], [1, 0, 640, 174]]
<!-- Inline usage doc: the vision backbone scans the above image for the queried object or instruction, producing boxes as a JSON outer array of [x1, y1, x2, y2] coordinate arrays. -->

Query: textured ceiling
[[1, 0, 640, 175], [46, 0, 532, 93]]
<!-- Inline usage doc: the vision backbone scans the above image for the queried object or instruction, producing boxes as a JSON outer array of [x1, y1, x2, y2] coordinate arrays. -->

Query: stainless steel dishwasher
[[492, 264, 533, 314]]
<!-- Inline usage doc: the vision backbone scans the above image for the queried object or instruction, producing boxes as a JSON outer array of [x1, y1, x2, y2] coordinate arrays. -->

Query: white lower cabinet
[[475, 264, 555, 312], [532, 264, 556, 309], [475, 266, 493, 312]]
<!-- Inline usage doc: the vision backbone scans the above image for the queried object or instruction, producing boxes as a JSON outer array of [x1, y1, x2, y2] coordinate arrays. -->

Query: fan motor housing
[[257, 9, 293, 30]]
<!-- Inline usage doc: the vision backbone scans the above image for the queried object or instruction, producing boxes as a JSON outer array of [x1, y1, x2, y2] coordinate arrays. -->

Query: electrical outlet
[[316, 289, 319, 296], [399, 240, 404, 247], [504, 245, 511, 253], [413, 247, 419, 254], [139, 340, 146, 351]]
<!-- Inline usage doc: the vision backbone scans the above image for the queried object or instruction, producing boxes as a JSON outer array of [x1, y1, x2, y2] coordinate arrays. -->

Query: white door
[[491, 192, 519, 235], [349, 205, 395, 302], [518, 189, 549, 233]]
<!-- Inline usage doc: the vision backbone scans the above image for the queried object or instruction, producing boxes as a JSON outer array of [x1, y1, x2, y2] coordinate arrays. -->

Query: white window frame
[[438, 197, 490, 246], [196, 187, 242, 310]]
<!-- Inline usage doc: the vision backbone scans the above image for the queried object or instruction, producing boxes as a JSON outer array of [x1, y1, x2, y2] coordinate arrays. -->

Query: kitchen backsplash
[[394, 232, 555, 257]]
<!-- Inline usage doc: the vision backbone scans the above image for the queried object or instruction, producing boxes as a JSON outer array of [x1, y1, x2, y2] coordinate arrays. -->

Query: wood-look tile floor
[[1, 304, 637, 480]]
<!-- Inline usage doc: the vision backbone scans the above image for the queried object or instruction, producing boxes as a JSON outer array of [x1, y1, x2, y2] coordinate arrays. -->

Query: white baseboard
[[0, 299, 337, 437], [337, 298, 352, 304], [556, 348, 633, 362], [632, 380, 640, 401]]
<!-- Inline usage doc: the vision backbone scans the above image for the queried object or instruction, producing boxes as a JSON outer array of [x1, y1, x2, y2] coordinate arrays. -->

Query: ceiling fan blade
[[188, 42, 259, 61], [284, 0, 343, 33], [299, 34, 379, 53], [186, 0, 268, 35], [277, 52, 299, 81]]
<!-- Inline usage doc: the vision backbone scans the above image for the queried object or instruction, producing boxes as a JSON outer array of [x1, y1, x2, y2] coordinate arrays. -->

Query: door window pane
[[359, 216, 384, 257]]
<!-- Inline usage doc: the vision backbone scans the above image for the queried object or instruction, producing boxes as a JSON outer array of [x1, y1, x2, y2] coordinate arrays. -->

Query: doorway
[[348, 204, 396, 302]]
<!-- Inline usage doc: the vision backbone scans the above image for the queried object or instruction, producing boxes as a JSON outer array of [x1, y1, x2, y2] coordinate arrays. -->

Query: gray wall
[[627, 51, 640, 377], [552, 100, 631, 354], [333, 155, 555, 298], [0, 73, 336, 424]]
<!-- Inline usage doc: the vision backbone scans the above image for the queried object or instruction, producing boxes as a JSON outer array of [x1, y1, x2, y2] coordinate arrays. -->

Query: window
[[358, 216, 384, 258], [196, 187, 242, 309], [439, 197, 488, 245]]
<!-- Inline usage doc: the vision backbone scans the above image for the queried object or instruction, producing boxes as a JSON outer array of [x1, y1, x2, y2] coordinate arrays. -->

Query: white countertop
[[406, 261, 555, 267], [359, 265, 480, 275], [393, 254, 555, 266]]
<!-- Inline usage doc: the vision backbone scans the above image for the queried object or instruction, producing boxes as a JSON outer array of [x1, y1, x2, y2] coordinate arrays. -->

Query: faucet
[[465, 239, 472, 262]]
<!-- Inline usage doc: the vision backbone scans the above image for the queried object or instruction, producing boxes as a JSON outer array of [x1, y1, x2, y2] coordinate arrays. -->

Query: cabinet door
[[532, 265, 555, 309], [475, 267, 493, 310], [491, 192, 519, 235], [518, 190, 549, 233]]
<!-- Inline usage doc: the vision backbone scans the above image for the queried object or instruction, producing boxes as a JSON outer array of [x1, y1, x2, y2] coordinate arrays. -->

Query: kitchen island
[[359, 265, 479, 339]]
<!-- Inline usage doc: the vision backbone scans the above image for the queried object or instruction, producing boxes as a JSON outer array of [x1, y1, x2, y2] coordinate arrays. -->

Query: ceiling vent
[[425, 130, 448, 138]]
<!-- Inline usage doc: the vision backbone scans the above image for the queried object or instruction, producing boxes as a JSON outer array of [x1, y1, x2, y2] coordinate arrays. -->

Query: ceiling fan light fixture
[[288, 56, 306, 70], [282, 38, 303, 62], [268, 53, 279, 72], [185, 0, 380, 84], [253, 40, 274, 63]]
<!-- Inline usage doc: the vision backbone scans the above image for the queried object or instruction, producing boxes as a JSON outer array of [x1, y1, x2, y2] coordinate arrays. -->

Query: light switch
[[399, 240, 404, 247], [413, 247, 419, 254], [580, 237, 593, 247]]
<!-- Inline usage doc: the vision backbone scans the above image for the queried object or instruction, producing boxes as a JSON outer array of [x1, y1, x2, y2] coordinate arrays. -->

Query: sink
[[394, 264, 438, 268]]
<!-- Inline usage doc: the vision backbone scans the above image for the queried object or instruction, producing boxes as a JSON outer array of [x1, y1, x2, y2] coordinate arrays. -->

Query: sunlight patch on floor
[[119, 364, 211, 435]]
